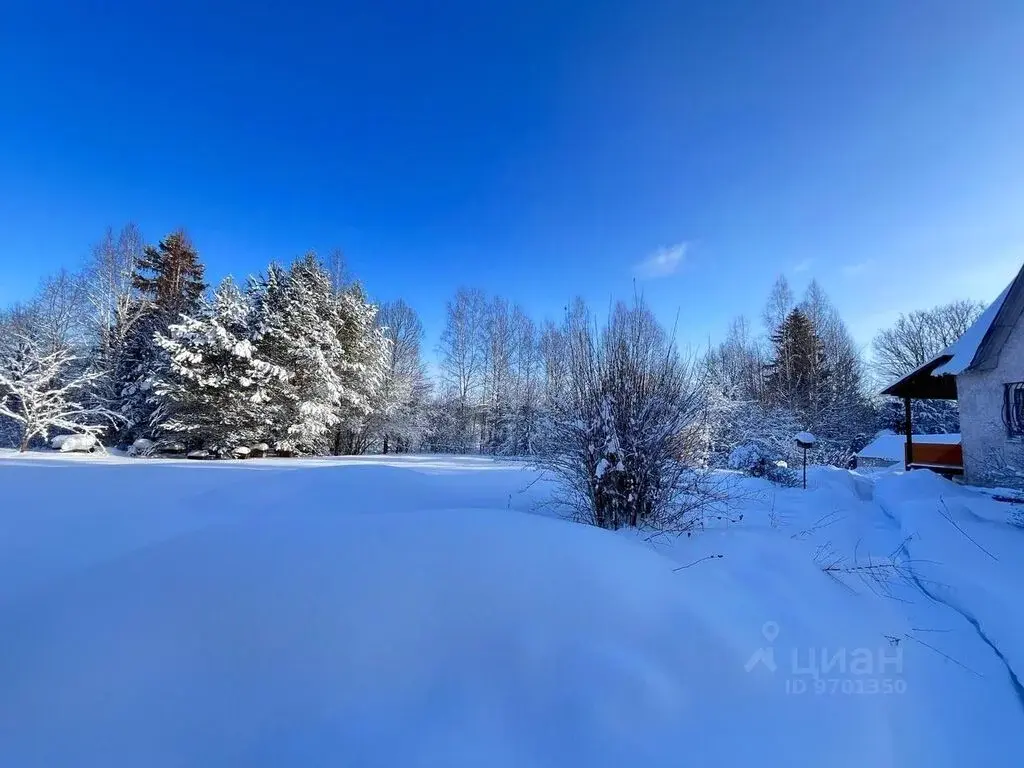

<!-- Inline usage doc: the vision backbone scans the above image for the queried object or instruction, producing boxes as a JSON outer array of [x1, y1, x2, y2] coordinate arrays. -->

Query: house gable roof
[[970, 262, 1024, 373], [881, 261, 1024, 398]]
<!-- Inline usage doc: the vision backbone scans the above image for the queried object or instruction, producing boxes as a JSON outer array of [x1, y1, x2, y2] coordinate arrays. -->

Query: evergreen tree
[[250, 257, 343, 454], [329, 281, 389, 454], [132, 231, 206, 321], [764, 307, 829, 413], [116, 231, 206, 443], [151, 278, 288, 452], [249, 254, 388, 455]]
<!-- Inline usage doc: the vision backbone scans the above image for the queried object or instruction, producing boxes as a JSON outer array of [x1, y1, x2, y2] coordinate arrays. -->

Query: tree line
[[0, 224, 984, 477], [704, 275, 983, 473]]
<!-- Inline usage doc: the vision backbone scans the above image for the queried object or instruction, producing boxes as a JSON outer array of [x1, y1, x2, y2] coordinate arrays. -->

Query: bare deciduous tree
[[507, 305, 542, 454], [437, 287, 487, 450], [872, 299, 986, 382], [324, 248, 348, 296], [539, 319, 568, 404], [84, 223, 143, 341], [481, 296, 514, 451], [762, 275, 794, 334], [0, 335, 118, 451], [30, 268, 89, 355], [375, 299, 430, 453]]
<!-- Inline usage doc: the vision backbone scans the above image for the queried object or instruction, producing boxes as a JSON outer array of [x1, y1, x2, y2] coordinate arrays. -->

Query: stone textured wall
[[958, 318, 1024, 487]]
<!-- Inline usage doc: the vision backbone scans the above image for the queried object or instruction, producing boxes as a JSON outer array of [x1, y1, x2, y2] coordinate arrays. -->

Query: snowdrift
[[0, 456, 914, 767], [0, 455, 1020, 766]]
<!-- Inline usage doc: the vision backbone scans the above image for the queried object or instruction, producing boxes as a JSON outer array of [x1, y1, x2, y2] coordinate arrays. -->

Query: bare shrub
[[536, 296, 725, 532]]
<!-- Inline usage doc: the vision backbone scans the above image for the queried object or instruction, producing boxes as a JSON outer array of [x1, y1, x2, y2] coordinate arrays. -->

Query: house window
[[1004, 382, 1024, 437]]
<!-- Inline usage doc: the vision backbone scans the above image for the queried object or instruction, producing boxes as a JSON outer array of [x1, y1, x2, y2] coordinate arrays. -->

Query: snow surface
[[0, 452, 1021, 766], [858, 431, 962, 462], [794, 430, 816, 445]]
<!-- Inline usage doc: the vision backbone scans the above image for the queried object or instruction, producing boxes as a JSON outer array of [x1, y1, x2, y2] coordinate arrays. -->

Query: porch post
[[903, 397, 913, 470]]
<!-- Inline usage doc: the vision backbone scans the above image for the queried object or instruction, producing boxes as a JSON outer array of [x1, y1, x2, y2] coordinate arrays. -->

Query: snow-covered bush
[[128, 438, 155, 457], [727, 441, 798, 486], [59, 434, 98, 453], [50, 434, 70, 450], [537, 297, 723, 531], [727, 443, 766, 473]]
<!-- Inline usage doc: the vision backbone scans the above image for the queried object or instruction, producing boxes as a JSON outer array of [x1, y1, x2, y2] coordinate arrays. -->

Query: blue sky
[[2, 0, 1023, 352]]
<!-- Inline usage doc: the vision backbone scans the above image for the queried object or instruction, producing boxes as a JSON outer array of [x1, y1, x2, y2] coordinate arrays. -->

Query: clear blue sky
[[2, 0, 1023, 351]]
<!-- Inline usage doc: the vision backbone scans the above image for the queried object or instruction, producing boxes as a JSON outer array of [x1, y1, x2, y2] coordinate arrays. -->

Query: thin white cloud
[[635, 243, 687, 279], [842, 260, 873, 276], [793, 258, 813, 273]]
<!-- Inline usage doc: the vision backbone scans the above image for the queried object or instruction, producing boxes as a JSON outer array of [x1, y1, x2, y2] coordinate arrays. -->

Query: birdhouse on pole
[[794, 432, 815, 489]]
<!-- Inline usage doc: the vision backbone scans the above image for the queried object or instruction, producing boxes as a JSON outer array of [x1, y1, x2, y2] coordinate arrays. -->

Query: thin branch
[[673, 553, 724, 572], [938, 497, 998, 562]]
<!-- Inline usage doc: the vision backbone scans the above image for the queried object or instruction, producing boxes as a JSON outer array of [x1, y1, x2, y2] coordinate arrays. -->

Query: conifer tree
[[329, 281, 389, 454], [132, 231, 206, 321], [116, 231, 206, 443], [250, 255, 346, 454], [151, 278, 288, 452], [764, 307, 828, 413]]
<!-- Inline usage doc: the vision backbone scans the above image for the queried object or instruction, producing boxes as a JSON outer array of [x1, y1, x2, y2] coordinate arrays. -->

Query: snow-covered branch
[[0, 334, 120, 451]]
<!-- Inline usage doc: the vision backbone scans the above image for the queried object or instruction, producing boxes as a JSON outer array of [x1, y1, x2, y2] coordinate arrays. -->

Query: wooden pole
[[904, 397, 913, 470]]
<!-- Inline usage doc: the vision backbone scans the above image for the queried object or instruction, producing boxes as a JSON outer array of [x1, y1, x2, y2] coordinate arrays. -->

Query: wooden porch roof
[[880, 356, 958, 400], [880, 261, 1024, 401]]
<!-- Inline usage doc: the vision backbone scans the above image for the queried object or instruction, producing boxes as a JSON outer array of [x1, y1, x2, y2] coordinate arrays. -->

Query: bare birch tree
[[375, 299, 430, 452], [437, 288, 486, 450], [30, 268, 90, 355]]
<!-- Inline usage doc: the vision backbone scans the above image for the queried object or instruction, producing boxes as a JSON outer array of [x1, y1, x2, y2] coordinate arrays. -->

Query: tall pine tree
[[116, 231, 206, 443], [764, 307, 829, 414]]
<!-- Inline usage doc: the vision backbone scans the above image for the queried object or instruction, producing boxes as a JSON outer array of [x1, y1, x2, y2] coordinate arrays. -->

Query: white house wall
[[958, 316, 1024, 487]]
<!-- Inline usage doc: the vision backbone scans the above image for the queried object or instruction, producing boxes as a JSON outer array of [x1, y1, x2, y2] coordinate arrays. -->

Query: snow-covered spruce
[[247, 256, 388, 456], [151, 277, 289, 454], [113, 230, 207, 446]]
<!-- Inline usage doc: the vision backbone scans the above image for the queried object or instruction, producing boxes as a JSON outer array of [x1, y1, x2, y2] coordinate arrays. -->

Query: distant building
[[882, 263, 1024, 487], [855, 431, 960, 470]]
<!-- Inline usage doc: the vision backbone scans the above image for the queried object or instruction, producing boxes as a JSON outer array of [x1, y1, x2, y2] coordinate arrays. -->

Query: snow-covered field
[[0, 452, 1021, 766]]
